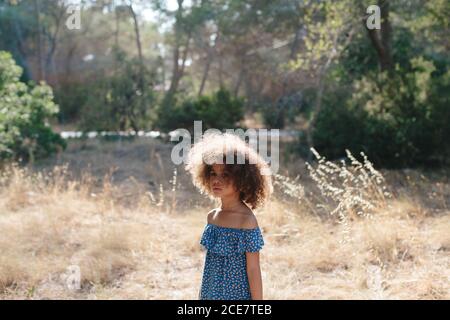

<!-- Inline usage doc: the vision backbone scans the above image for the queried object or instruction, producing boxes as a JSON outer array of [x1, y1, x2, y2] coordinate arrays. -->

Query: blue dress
[[199, 223, 264, 300]]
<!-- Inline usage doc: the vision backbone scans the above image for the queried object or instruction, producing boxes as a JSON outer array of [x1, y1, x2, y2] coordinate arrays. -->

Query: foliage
[[1, 0, 449, 168], [0, 51, 65, 162], [78, 48, 157, 132], [312, 56, 450, 168], [54, 81, 89, 123], [288, 0, 357, 73], [260, 91, 306, 129], [157, 88, 244, 131]]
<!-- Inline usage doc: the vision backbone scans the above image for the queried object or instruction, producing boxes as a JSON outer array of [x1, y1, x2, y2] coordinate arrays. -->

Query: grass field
[[0, 137, 449, 299]]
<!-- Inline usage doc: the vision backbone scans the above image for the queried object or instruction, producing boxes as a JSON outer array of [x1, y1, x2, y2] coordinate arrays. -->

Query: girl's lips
[[212, 187, 222, 191]]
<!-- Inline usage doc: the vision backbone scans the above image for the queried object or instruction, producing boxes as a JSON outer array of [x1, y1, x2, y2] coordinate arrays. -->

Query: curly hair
[[185, 132, 273, 209]]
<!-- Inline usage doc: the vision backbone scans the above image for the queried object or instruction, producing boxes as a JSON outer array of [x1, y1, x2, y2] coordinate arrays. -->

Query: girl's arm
[[246, 251, 263, 300]]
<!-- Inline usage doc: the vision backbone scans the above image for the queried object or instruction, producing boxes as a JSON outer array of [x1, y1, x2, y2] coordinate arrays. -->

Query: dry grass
[[0, 138, 449, 299]]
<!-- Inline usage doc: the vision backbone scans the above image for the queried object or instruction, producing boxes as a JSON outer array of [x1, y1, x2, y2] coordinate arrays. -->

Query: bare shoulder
[[206, 208, 219, 224], [240, 210, 259, 229]]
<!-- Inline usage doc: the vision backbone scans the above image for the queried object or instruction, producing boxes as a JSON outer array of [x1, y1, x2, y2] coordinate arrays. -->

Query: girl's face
[[209, 164, 237, 198]]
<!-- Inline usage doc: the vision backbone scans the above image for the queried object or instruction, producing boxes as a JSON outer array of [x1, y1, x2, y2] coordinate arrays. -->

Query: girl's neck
[[220, 197, 244, 211]]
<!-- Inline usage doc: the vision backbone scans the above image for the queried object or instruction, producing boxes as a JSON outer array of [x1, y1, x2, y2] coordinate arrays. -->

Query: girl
[[185, 133, 273, 300]]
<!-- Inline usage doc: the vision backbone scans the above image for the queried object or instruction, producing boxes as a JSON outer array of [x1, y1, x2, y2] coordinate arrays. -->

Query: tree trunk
[[179, 36, 191, 79], [306, 28, 355, 162], [44, 4, 66, 85], [115, 5, 120, 48], [365, 0, 394, 71], [129, 2, 147, 127], [234, 66, 245, 98], [12, 14, 31, 80], [289, 25, 303, 60], [34, 0, 44, 81], [166, 34, 191, 104], [198, 52, 211, 96], [234, 49, 247, 98], [218, 52, 224, 88], [163, 0, 186, 108], [306, 74, 326, 163], [129, 3, 144, 72]]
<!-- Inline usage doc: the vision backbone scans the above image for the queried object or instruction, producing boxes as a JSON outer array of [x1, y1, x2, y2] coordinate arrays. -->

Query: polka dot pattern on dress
[[199, 223, 264, 300]]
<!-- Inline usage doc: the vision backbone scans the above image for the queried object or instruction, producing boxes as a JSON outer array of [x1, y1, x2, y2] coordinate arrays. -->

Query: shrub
[[78, 48, 157, 132], [0, 51, 66, 163], [312, 56, 450, 168], [54, 81, 89, 123], [157, 88, 244, 131], [259, 91, 310, 129]]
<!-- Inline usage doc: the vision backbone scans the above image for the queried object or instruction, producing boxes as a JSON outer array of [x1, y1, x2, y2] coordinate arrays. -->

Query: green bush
[[0, 51, 66, 163], [312, 56, 450, 168], [78, 48, 157, 132], [261, 90, 316, 129], [260, 103, 286, 129], [157, 88, 244, 131], [54, 81, 89, 123]]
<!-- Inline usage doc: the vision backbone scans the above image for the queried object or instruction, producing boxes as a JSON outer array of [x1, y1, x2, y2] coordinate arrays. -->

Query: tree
[[289, 0, 359, 161], [158, 0, 192, 109], [0, 51, 65, 163], [310, 0, 450, 167]]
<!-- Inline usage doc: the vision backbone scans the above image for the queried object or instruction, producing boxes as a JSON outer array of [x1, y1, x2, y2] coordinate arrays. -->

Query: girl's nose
[[212, 176, 222, 186]]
